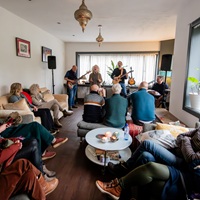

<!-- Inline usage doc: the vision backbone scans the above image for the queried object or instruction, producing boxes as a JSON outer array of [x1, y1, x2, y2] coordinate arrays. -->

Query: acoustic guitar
[[67, 70, 91, 89], [112, 70, 134, 84], [128, 67, 136, 85]]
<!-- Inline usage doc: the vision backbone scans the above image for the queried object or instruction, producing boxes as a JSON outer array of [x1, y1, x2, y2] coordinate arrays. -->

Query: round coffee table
[[85, 127, 132, 168]]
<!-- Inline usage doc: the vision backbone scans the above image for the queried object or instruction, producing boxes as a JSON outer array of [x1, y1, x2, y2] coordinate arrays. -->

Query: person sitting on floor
[[103, 83, 128, 128], [0, 122, 68, 160], [82, 84, 105, 123], [0, 158, 58, 200], [29, 84, 73, 128], [130, 81, 155, 126], [9, 82, 60, 132]]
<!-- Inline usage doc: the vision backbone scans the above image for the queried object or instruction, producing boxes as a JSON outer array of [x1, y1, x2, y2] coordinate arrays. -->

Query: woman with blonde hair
[[29, 84, 72, 127], [89, 65, 103, 87], [89, 65, 106, 97]]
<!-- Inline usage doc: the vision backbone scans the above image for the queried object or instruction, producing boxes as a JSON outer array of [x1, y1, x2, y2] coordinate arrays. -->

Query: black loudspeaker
[[160, 54, 172, 71], [48, 56, 56, 69]]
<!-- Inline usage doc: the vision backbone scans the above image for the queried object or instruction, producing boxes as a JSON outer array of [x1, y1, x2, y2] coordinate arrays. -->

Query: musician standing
[[64, 65, 78, 110], [111, 61, 128, 97]]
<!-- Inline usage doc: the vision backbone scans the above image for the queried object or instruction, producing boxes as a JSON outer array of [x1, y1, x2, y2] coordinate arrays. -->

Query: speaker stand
[[51, 69, 55, 94]]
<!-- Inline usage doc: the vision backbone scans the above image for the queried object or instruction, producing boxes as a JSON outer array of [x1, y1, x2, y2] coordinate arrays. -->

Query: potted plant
[[188, 76, 200, 109]]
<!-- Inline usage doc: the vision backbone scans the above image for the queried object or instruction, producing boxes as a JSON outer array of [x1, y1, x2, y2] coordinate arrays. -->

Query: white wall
[[65, 42, 160, 72], [0, 7, 65, 96], [170, 0, 200, 127]]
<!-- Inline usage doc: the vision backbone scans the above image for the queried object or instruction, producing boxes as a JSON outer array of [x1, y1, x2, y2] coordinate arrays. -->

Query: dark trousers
[[33, 108, 55, 131], [13, 139, 44, 174]]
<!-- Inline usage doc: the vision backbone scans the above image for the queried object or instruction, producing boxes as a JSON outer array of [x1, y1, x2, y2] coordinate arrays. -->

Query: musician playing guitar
[[111, 61, 128, 97], [64, 65, 79, 110]]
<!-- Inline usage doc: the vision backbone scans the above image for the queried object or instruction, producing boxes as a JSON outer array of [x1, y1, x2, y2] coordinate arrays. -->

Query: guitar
[[128, 67, 136, 85], [112, 70, 134, 84], [67, 70, 91, 89]]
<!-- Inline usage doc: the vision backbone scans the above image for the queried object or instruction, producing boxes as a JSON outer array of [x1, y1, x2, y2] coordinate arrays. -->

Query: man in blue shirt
[[130, 81, 155, 125], [64, 65, 78, 110]]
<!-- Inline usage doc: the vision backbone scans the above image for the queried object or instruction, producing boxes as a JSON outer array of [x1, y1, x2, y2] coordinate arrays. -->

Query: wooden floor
[[46, 104, 114, 200]]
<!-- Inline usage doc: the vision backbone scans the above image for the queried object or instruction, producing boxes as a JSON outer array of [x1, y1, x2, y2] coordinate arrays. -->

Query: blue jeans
[[120, 82, 127, 97], [68, 84, 77, 108], [126, 140, 184, 170]]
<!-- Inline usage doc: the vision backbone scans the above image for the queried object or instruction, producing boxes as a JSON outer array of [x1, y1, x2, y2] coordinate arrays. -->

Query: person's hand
[[0, 124, 8, 133], [33, 106, 38, 111], [98, 79, 101, 83], [15, 140, 22, 149]]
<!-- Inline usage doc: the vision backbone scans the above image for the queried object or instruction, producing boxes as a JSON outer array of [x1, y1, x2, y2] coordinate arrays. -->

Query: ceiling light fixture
[[74, 0, 92, 32], [96, 25, 104, 47]]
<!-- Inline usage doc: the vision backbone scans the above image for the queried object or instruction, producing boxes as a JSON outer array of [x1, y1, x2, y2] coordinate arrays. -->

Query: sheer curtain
[[79, 53, 158, 85]]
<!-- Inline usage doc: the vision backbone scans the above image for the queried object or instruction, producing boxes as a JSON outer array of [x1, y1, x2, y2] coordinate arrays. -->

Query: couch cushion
[[136, 130, 177, 149], [0, 95, 9, 110], [3, 99, 30, 111], [77, 120, 107, 130], [155, 122, 189, 138], [43, 93, 54, 102]]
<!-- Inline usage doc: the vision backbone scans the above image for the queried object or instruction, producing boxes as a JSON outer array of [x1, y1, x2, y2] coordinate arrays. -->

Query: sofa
[[0, 87, 69, 123]]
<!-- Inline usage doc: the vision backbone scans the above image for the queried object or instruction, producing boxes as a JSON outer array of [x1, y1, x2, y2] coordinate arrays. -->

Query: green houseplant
[[188, 74, 200, 109]]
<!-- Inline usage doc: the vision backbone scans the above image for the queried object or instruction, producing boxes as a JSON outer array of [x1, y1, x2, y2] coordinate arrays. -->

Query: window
[[183, 17, 200, 118], [76, 52, 159, 85]]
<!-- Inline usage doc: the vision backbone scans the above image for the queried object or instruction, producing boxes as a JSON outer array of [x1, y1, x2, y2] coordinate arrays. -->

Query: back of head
[[138, 81, 148, 90], [10, 83, 22, 95], [29, 84, 40, 95], [90, 84, 99, 92], [112, 83, 122, 94]]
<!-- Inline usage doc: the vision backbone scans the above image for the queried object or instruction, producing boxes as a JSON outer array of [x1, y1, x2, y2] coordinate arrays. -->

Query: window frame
[[183, 17, 200, 118]]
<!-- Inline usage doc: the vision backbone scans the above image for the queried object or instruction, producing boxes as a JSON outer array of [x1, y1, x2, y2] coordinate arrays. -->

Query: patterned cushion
[[155, 122, 189, 138], [136, 130, 177, 149]]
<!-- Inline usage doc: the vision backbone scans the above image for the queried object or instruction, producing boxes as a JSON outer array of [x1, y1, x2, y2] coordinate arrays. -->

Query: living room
[[0, 0, 200, 199]]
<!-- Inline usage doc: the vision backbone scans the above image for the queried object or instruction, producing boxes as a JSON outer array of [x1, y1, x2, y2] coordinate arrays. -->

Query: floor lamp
[[48, 56, 56, 94]]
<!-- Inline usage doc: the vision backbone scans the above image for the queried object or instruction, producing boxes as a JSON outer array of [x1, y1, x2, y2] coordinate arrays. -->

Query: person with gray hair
[[103, 83, 128, 128], [130, 81, 155, 126], [82, 84, 105, 123]]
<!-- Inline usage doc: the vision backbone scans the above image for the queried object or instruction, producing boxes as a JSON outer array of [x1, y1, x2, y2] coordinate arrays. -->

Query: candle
[[101, 136, 108, 143], [105, 131, 112, 138]]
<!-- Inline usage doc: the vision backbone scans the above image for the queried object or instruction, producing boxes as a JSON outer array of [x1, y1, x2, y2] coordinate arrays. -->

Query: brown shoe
[[38, 174, 59, 196], [54, 119, 62, 128], [96, 178, 121, 200], [52, 137, 68, 148], [62, 109, 73, 117]]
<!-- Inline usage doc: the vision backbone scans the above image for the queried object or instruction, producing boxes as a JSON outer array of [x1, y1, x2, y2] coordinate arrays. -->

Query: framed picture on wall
[[42, 46, 52, 62], [16, 37, 31, 58]]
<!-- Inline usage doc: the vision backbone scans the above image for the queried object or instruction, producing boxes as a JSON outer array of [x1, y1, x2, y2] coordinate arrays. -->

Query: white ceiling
[[0, 0, 182, 43]]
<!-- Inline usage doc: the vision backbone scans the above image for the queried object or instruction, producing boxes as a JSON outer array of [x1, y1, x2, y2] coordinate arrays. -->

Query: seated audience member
[[0, 159, 58, 200], [0, 122, 68, 160], [108, 127, 200, 177], [103, 83, 128, 128], [2, 137, 56, 180], [83, 84, 105, 123], [96, 161, 200, 200], [130, 81, 155, 126], [151, 75, 169, 108], [9, 82, 59, 131], [29, 84, 73, 128]]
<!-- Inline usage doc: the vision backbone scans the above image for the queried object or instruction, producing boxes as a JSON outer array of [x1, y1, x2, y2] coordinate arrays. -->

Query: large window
[[76, 52, 159, 85], [183, 17, 200, 118]]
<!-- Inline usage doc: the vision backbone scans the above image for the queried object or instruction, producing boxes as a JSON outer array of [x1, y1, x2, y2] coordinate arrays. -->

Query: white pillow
[[136, 130, 177, 149]]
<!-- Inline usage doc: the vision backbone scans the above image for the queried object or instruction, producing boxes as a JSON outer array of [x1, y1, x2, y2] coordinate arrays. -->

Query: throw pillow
[[21, 91, 32, 104], [3, 99, 30, 111], [43, 93, 54, 102], [155, 123, 189, 138], [136, 129, 177, 149]]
